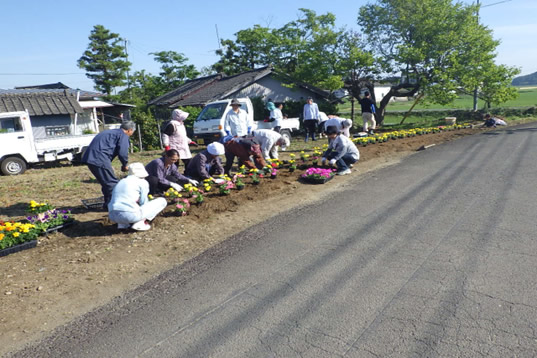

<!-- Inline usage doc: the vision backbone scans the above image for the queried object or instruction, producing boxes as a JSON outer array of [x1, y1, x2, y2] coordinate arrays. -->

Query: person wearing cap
[[321, 126, 360, 175], [82, 120, 136, 209], [224, 99, 253, 138], [324, 115, 353, 138], [108, 162, 167, 231], [358, 91, 376, 134], [223, 137, 266, 175], [162, 109, 198, 170], [269, 102, 284, 133], [185, 142, 225, 181], [145, 149, 199, 195], [251, 129, 289, 161], [303, 97, 320, 142]]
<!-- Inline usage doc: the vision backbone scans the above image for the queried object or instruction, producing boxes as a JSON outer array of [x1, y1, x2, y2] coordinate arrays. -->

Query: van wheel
[[1, 156, 27, 175], [280, 129, 292, 144]]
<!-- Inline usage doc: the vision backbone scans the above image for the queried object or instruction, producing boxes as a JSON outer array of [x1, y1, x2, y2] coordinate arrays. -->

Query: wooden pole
[[137, 124, 143, 152]]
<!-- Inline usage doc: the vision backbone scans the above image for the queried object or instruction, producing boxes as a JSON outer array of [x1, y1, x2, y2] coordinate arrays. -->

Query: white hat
[[128, 162, 149, 178], [207, 142, 225, 155], [279, 136, 290, 151], [172, 109, 189, 122], [342, 118, 353, 128]]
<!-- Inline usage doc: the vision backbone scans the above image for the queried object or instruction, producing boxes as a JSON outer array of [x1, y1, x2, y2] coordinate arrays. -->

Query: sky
[[1, 0, 536, 91]]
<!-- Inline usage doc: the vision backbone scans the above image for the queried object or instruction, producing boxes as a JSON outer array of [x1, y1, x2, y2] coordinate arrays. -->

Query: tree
[[78, 25, 131, 96], [150, 51, 200, 91], [358, 0, 516, 123]]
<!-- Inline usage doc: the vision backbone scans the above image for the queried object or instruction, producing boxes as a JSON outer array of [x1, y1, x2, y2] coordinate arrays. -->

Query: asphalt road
[[11, 123, 537, 357]]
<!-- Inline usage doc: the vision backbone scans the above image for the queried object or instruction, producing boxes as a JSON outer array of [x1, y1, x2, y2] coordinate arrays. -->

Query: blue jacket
[[82, 129, 130, 169]]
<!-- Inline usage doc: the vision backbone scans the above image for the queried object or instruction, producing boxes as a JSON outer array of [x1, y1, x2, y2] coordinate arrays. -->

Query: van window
[[0, 117, 23, 134], [197, 103, 228, 121]]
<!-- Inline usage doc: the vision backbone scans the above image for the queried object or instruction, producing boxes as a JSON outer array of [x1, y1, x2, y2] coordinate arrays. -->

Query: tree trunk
[[377, 83, 420, 126]]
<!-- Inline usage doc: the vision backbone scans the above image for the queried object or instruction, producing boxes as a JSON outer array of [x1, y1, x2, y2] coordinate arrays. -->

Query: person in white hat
[[251, 129, 290, 161], [108, 162, 167, 231], [184, 142, 225, 181], [324, 115, 353, 138], [162, 109, 198, 170]]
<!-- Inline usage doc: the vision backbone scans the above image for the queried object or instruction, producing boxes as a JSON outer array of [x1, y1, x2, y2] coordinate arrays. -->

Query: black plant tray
[[0, 240, 37, 258], [302, 175, 335, 184], [43, 220, 74, 234]]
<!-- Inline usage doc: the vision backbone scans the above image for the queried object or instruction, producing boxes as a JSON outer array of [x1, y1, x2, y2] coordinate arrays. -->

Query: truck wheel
[[1, 156, 27, 175], [280, 129, 292, 144]]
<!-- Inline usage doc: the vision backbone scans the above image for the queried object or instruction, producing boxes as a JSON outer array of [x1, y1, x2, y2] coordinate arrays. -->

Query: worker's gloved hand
[[169, 182, 183, 192], [213, 178, 226, 185], [189, 141, 199, 147], [121, 165, 129, 172], [225, 130, 231, 136], [321, 157, 327, 165], [188, 179, 199, 186], [247, 126, 252, 134], [329, 159, 337, 166], [164, 146, 170, 151]]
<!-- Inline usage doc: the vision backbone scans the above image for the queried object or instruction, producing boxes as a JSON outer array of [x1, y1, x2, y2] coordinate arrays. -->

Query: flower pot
[[0, 240, 37, 257], [43, 220, 74, 234], [252, 181, 260, 185], [236, 185, 245, 190], [289, 168, 296, 173], [270, 174, 277, 179]]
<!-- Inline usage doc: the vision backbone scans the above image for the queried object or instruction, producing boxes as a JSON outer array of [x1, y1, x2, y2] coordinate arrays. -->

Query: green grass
[[337, 87, 537, 115]]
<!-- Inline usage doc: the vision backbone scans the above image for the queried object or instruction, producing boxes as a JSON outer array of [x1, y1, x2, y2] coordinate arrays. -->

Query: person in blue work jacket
[[82, 121, 136, 209]]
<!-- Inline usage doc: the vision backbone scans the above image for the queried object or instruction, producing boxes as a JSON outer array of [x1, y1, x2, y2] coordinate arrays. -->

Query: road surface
[[11, 123, 537, 357]]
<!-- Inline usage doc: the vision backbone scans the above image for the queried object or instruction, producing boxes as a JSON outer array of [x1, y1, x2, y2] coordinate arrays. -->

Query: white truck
[[0, 111, 96, 175], [192, 98, 300, 145]]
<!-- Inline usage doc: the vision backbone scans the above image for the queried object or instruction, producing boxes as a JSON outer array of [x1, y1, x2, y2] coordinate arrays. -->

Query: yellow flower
[[148, 194, 154, 200], [0, 233, 4, 241], [13, 232, 20, 237], [165, 192, 170, 197], [205, 186, 211, 191]]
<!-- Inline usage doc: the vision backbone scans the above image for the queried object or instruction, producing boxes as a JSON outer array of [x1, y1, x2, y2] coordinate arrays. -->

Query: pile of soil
[[0, 126, 493, 355]]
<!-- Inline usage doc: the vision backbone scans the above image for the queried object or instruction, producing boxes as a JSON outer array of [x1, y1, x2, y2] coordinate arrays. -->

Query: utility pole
[[473, 0, 512, 111], [124, 38, 131, 98]]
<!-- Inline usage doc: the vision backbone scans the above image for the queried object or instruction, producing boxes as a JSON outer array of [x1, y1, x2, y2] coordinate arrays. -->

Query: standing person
[[145, 149, 199, 195], [224, 99, 253, 138], [358, 91, 376, 134], [321, 126, 360, 175], [162, 109, 197, 170], [270, 102, 284, 133], [82, 121, 135, 209], [185, 142, 225, 181], [303, 97, 320, 142], [251, 129, 290, 161], [223, 137, 266, 175], [108, 163, 167, 231]]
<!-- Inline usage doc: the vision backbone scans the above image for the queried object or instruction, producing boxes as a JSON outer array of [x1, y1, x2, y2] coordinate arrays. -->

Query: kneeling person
[[322, 126, 360, 175], [145, 149, 198, 195], [108, 163, 167, 231], [185, 142, 226, 181]]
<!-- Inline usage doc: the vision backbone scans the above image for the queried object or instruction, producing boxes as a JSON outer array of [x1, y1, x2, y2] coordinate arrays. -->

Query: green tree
[[150, 51, 200, 91], [78, 25, 131, 96], [358, 0, 515, 124]]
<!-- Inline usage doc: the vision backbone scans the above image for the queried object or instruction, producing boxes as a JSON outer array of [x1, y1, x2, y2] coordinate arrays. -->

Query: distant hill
[[512, 72, 537, 86]]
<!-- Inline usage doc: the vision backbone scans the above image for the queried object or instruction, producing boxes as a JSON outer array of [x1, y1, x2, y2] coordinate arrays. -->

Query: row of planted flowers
[[0, 201, 73, 253], [352, 124, 473, 146]]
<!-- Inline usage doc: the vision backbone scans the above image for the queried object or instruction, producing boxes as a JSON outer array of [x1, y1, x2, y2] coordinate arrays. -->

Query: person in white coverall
[[251, 129, 290, 161]]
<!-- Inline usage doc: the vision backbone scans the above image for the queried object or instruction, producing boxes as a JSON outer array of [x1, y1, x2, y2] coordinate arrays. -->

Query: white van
[[192, 98, 300, 145]]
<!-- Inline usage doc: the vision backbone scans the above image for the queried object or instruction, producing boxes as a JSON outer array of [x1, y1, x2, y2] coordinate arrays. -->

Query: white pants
[[362, 112, 376, 132], [109, 197, 167, 224]]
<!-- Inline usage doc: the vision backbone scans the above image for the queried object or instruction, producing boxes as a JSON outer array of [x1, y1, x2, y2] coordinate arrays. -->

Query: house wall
[[232, 76, 321, 103], [30, 114, 95, 138]]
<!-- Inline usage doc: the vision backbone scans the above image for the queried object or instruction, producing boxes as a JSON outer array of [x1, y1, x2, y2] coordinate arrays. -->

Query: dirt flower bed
[[0, 124, 504, 355]]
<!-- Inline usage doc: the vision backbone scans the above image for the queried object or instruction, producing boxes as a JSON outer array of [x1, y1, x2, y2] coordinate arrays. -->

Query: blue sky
[[1, 0, 535, 91]]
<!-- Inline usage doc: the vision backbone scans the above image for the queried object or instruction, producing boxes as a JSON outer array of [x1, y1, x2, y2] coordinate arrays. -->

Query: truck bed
[[34, 134, 96, 153]]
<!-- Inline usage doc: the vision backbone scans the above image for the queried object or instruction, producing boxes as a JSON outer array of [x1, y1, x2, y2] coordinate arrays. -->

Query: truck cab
[[0, 111, 38, 175], [192, 98, 253, 145]]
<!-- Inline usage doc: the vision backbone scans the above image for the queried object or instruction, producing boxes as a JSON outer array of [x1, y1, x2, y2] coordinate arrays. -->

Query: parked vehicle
[[0, 111, 96, 175], [192, 98, 300, 145]]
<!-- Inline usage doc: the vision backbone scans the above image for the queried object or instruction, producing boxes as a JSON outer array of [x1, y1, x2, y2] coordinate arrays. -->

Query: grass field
[[338, 86, 537, 115]]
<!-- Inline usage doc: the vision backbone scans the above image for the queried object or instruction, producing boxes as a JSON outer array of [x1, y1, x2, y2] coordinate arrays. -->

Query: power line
[[0, 73, 85, 76]]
